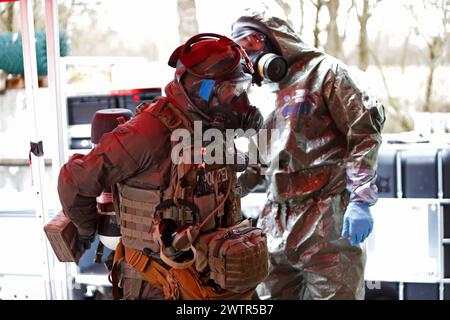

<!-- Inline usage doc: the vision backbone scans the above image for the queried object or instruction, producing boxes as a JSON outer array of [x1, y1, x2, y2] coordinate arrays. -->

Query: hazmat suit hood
[[233, 7, 385, 205], [231, 8, 322, 90]]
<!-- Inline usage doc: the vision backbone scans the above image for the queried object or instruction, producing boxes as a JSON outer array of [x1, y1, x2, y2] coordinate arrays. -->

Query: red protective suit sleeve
[[57, 111, 171, 235]]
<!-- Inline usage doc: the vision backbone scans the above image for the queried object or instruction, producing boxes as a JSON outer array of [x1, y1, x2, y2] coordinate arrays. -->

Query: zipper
[[213, 227, 259, 258]]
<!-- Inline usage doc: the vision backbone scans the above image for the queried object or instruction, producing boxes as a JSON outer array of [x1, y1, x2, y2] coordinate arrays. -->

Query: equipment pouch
[[194, 219, 268, 293], [193, 193, 217, 232]]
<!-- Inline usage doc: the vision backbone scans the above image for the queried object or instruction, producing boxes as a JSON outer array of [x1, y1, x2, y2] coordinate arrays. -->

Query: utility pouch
[[193, 193, 217, 232], [208, 225, 269, 293], [194, 219, 252, 273], [223, 185, 243, 227], [194, 218, 268, 293]]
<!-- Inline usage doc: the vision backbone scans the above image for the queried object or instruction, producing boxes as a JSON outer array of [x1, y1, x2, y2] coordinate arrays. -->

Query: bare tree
[[311, 0, 324, 48], [356, 0, 369, 70], [370, 47, 412, 131], [59, 1, 119, 57], [400, 29, 412, 73], [322, 0, 355, 61], [370, 31, 411, 132], [368, 27, 414, 132], [177, 0, 199, 44], [325, 0, 341, 58], [58, 0, 78, 32], [341, 0, 356, 61], [355, 0, 382, 71], [299, 0, 305, 34], [406, 0, 450, 112], [56, 0, 102, 34], [0, 1, 16, 32], [275, 0, 294, 27], [0, 0, 91, 33], [33, 0, 46, 31]]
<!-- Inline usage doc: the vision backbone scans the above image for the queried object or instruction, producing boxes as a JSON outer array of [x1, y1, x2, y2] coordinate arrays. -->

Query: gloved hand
[[77, 232, 95, 254], [341, 202, 373, 246]]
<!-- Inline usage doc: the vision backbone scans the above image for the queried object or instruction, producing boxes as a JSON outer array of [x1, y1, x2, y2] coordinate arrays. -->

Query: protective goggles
[[235, 31, 267, 55], [196, 73, 253, 105]]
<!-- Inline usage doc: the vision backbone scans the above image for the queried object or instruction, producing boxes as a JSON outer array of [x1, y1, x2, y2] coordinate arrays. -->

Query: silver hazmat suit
[[232, 11, 385, 300]]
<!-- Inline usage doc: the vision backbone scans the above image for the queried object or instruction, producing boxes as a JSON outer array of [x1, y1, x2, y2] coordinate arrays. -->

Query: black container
[[67, 88, 161, 126], [442, 149, 450, 198], [67, 96, 116, 125], [365, 281, 399, 300], [445, 284, 450, 300], [404, 282, 439, 300], [376, 149, 397, 198], [444, 205, 450, 239], [69, 137, 93, 150], [401, 148, 438, 198], [444, 243, 450, 279], [115, 88, 161, 111]]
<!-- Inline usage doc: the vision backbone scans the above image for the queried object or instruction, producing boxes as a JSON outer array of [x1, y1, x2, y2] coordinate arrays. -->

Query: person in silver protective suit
[[231, 9, 385, 300]]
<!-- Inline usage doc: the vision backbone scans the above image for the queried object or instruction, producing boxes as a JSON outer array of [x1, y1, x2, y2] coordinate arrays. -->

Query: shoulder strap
[[136, 99, 196, 207], [137, 98, 194, 134]]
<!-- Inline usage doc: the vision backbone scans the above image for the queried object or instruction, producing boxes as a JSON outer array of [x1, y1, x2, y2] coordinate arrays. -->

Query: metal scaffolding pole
[[19, 0, 54, 300], [44, 0, 72, 300]]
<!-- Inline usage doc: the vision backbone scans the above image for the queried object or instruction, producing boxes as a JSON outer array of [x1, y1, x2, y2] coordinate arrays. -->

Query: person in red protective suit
[[231, 8, 385, 300], [57, 33, 267, 300]]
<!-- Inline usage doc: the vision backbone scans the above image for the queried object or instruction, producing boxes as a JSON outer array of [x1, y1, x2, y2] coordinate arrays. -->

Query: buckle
[[142, 247, 171, 270], [142, 247, 154, 257]]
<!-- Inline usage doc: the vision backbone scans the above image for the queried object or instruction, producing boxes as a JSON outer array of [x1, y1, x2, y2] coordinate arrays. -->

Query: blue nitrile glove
[[341, 202, 373, 246]]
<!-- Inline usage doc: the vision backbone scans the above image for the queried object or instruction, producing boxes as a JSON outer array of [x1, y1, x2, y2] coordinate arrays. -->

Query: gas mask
[[168, 33, 264, 133], [232, 29, 288, 86], [191, 73, 263, 133]]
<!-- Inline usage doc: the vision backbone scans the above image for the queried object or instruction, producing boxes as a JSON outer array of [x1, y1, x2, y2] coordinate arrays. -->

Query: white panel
[[0, 217, 45, 275], [365, 198, 440, 282], [0, 275, 47, 300]]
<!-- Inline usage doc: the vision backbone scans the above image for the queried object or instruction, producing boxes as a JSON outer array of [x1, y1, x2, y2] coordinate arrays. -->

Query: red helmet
[[168, 33, 263, 132]]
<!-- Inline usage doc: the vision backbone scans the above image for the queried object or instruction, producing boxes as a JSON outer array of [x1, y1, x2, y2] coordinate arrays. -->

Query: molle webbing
[[118, 184, 161, 251], [118, 184, 196, 251]]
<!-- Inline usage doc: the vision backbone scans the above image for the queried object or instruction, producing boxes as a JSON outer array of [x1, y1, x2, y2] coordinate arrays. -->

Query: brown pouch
[[194, 219, 252, 273], [193, 193, 217, 232], [208, 225, 269, 294], [223, 185, 243, 227], [44, 211, 80, 263]]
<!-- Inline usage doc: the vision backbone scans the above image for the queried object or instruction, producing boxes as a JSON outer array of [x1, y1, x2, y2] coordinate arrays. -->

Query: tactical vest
[[113, 99, 243, 258]]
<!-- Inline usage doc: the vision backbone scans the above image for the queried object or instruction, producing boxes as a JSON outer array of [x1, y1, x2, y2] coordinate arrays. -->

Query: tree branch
[[299, 0, 305, 34], [369, 48, 412, 130], [343, 0, 355, 38]]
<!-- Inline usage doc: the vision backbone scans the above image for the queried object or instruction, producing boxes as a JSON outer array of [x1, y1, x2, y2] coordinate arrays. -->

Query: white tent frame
[[18, 0, 71, 300]]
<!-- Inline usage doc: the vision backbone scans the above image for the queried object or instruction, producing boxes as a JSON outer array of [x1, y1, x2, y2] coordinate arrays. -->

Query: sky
[[90, 0, 446, 60], [94, 0, 270, 60], [63, 0, 447, 91]]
